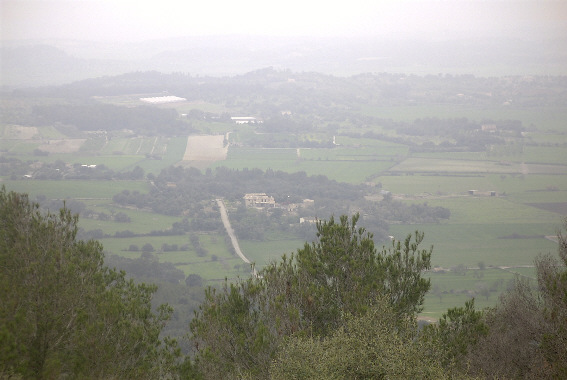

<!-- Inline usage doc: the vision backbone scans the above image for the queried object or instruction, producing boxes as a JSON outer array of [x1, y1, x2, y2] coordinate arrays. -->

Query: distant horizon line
[[3, 32, 566, 45]]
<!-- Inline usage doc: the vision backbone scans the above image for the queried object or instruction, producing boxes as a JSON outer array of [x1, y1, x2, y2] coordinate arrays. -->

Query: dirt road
[[216, 199, 258, 277]]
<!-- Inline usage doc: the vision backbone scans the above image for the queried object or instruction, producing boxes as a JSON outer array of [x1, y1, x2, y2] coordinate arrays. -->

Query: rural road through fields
[[216, 199, 259, 277]]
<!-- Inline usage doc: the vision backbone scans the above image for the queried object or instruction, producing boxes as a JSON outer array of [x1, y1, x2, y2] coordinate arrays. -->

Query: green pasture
[[412, 151, 496, 161], [297, 160, 393, 183], [335, 135, 410, 152], [100, 136, 172, 157], [100, 138, 138, 155], [1, 179, 149, 199], [421, 196, 558, 224], [193, 120, 232, 135], [387, 222, 559, 269], [240, 237, 306, 269], [359, 105, 567, 132], [379, 174, 493, 194], [300, 147, 403, 162], [79, 208, 182, 236], [527, 132, 567, 145], [176, 256, 244, 283], [218, 146, 396, 183], [5, 150, 146, 171], [421, 266, 538, 318], [135, 136, 189, 173], [228, 147, 298, 161], [214, 156, 392, 183], [42, 126, 66, 139], [379, 170, 566, 220], [99, 232, 238, 281], [235, 131, 304, 147], [390, 157, 525, 174], [5, 135, 184, 174], [523, 145, 567, 166], [486, 170, 567, 204], [60, 154, 145, 171], [1, 140, 39, 153]]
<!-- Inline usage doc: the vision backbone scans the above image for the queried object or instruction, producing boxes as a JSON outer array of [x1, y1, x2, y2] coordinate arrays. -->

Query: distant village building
[[302, 199, 314, 207], [300, 217, 317, 224], [231, 117, 257, 124], [481, 124, 497, 132], [243, 193, 276, 208], [469, 189, 497, 196], [285, 203, 299, 213], [140, 96, 186, 104]]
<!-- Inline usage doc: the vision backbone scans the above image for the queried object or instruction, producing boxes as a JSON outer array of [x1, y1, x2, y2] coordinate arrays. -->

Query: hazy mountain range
[[2, 35, 566, 89]]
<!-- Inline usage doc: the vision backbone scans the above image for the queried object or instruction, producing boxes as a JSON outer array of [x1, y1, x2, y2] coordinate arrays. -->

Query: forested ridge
[[1, 187, 566, 379]]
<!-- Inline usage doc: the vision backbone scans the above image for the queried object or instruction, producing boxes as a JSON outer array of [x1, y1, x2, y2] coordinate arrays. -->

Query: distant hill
[[0, 44, 132, 89], [2, 35, 566, 89]]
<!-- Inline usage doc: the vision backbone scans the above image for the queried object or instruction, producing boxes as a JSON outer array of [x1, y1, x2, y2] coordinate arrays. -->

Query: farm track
[[135, 138, 143, 155], [216, 198, 258, 277], [150, 137, 158, 155]]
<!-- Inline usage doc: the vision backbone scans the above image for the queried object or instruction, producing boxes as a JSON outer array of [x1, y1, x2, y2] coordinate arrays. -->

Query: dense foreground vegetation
[[1, 187, 566, 379]]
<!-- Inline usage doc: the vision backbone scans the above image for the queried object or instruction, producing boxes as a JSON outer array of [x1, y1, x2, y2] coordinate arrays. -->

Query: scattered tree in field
[[0, 188, 179, 379], [113, 211, 131, 223], [186, 274, 203, 287], [142, 242, 155, 252]]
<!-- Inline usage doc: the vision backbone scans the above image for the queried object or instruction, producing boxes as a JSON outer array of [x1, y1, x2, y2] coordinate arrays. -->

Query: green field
[[2, 179, 150, 199], [359, 105, 567, 131], [421, 267, 536, 317], [2, 101, 566, 320]]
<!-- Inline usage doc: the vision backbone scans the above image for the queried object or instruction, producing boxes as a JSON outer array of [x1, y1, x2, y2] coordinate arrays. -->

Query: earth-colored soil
[[38, 139, 86, 153], [3, 125, 39, 139], [182, 135, 227, 161]]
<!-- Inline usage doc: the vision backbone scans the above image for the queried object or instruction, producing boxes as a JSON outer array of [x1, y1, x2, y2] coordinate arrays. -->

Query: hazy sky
[[2, 0, 566, 42]]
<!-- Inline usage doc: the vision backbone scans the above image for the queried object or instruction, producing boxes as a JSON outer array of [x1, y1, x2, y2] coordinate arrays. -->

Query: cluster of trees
[[110, 165, 449, 243], [13, 69, 567, 111], [189, 214, 435, 378], [377, 195, 451, 224], [105, 252, 186, 284], [0, 188, 180, 378], [2, 187, 566, 378], [1, 157, 146, 181], [30, 103, 190, 136], [112, 166, 365, 216]]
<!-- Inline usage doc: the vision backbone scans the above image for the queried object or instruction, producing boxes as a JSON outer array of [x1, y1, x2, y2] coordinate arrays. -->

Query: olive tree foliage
[[270, 296, 452, 380], [463, 219, 567, 379], [421, 299, 488, 372], [466, 278, 548, 379], [190, 214, 432, 379], [0, 188, 179, 379]]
